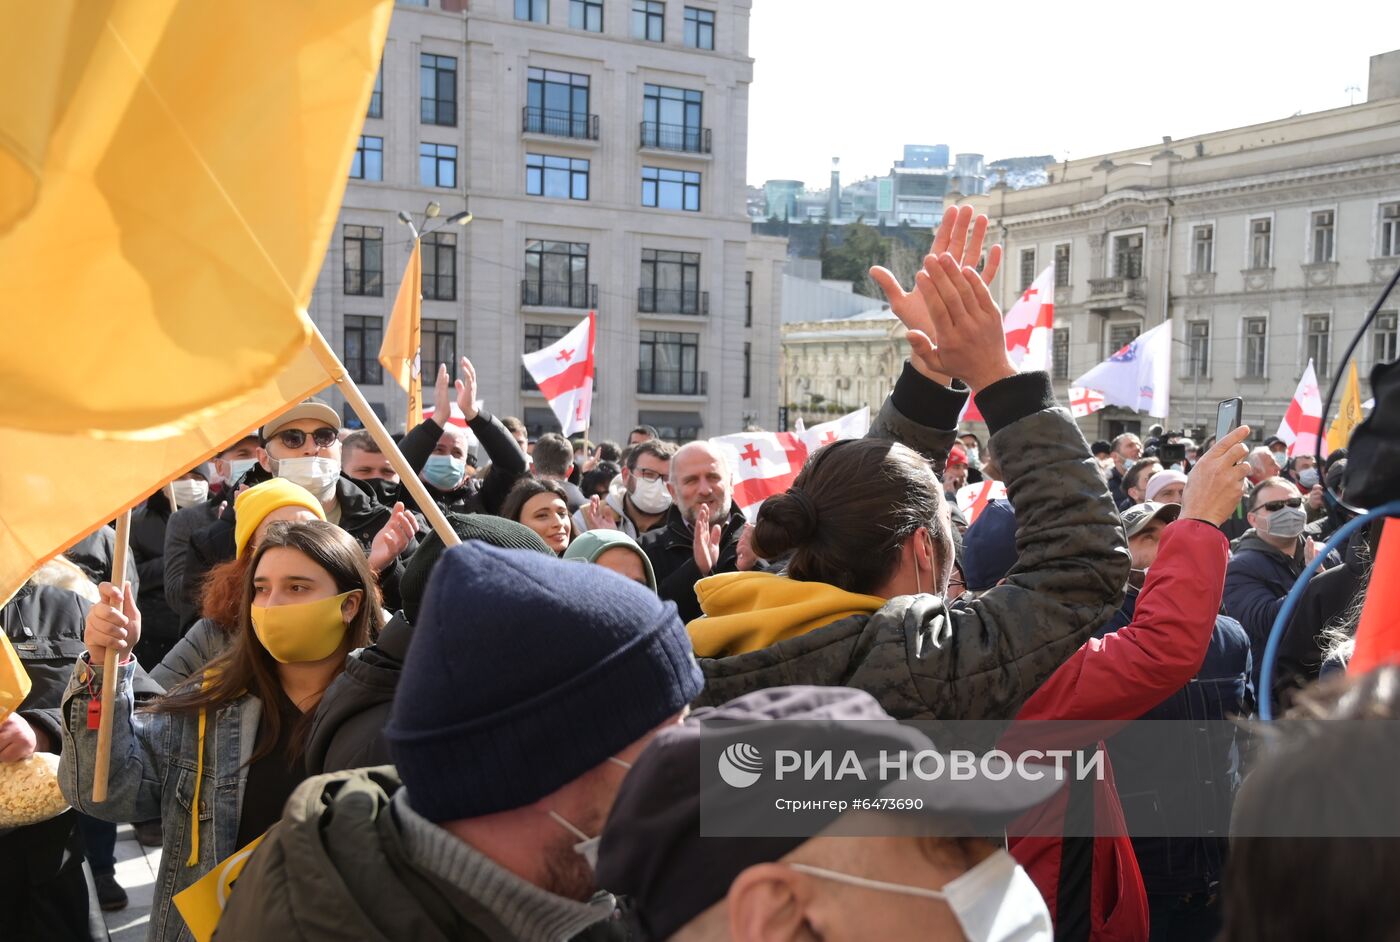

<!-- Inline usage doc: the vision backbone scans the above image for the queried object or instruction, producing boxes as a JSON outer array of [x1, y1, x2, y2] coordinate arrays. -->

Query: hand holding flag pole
[[92, 510, 131, 804]]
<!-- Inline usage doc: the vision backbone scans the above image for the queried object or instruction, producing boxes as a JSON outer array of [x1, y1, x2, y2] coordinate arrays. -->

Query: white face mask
[[1298, 468, 1320, 489], [227, 458, 258, 486], [276, 456, 340, 502], [170, 479, 209, 508], [630, 475, 674, 515], [790, 849, 1051, 942], [548, 756, 633, 870]]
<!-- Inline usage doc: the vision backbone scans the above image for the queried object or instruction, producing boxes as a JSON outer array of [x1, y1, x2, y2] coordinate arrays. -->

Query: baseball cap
[[596, 686, 1062, 941], [1121, 501, 1181, 538], [1144, 469, 1188, 503], [259, 399, 341, 442]]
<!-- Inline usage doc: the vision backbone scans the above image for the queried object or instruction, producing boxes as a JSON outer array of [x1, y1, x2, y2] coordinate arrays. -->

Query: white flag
[[1276, 359, 1326, 458], [1072, 321, 1173, 418], [521, 312, 595, 436]]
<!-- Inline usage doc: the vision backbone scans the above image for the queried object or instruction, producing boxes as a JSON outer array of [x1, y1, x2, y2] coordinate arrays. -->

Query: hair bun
[[752, 487, 818, 559]]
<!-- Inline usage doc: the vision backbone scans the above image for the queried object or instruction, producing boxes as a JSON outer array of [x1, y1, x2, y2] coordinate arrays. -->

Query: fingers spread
[[981, 244, 1003, 285], [868, 266, 905, 303], [930, 206, 958, 256], [947, 206, 973, 264]]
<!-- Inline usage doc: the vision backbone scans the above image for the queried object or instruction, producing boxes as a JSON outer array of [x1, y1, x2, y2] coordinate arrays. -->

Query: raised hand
[[736, 523, 760, 572], [368, 501, 420, 572], [902, 253, 1017, 392], [1179, 426, 1253, 526], [432, 363, 451, 424], [692, 503, 723, 577], [455, 356, 481, 423], [584, 495, 617, 532], [85, 581, 141, 665]]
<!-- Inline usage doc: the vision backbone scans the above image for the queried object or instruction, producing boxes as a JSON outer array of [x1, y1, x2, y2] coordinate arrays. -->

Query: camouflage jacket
[[695, 371, 1129, 722]]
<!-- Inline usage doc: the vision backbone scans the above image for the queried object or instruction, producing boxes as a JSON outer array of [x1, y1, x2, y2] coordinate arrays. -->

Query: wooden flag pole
[[307, 327, 461, 548], [92, 509, 132, 803], [164, 482, 178, 512]]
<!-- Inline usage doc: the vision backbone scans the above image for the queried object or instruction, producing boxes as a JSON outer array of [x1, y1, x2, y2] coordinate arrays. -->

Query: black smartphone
[[1215, 398, 1244, 443]]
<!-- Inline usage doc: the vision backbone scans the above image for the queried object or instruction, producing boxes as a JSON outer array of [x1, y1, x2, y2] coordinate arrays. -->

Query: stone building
[[781, 308, 906, 427]]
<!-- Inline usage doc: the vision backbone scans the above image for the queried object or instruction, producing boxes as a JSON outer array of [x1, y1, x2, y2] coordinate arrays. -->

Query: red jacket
[[1009, 519, 1229, 942]]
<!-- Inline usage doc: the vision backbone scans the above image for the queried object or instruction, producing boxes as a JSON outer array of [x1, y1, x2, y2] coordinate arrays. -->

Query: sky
[[746, 0, 1392, 188]]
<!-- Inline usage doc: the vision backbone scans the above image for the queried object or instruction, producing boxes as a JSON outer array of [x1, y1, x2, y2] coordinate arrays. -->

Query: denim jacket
[[58, 655, 261, 942]]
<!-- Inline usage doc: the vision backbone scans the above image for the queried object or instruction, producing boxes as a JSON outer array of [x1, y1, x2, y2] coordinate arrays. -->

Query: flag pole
[[92, 509, 131, 803], [307, 326, 461, 548]]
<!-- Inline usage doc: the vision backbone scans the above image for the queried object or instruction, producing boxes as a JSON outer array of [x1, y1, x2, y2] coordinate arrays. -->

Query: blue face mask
[[422, 454, 466, 491]]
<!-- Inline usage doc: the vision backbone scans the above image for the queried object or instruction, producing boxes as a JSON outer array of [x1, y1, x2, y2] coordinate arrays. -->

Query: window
[[1053, 243, 1071, 288], [419, 143, 457, 188], [1019, 248, 1036, 291], [632, 0, 664, 41], [422, 318, 457, 377], [642, 84, 705, 152], [1052, 327, 1070, 380], [350, 135, 382, 181], [1107, 322, 1140, 359], [745, 271, 753, 327], [640, 248, 702, 314], [1305, 314, 1331, 379], [343, 224, 383, 296], [523, 323, 571, 389], [683, 6, 714, 49], [344, 316, 383, 384], [368, 63, 383, 119], [570, 0, 603, 30], [526, 68, 593, 138], [523, 240, 592, 307], [639, 330, 703, 395], [526, 153, 590, 200], [1375, 312, 1398, 364], [1310, 210, 1335, 263], [1249, 217, 1272, 269], [637, 410, 702, 443], [1191, 224, 1214, 274], [642, 166, 700, 211], [1187, 321, 1210, 378], [422, 231, 456, 302], [515, 0, 548, 22], [1112, 233, 1143, 278], [743, 341, 751, 398], [1243, 317, 1267, 378], [420, 54, 457, 126], [1381, 202, 1400, 257]]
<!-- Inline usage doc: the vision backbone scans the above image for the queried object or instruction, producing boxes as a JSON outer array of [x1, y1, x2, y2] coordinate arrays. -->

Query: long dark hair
[[500, 477, 570, 524], [149, 521, 382, 764], [752, 438, 949, 596]]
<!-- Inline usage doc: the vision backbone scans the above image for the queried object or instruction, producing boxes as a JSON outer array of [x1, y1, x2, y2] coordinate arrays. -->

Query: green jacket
[[695, 372, 1129, 722]]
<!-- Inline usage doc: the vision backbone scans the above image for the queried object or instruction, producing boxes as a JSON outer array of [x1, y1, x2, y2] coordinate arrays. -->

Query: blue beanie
[[386, 540, 703, 822], [961, 499, 1018, 592]]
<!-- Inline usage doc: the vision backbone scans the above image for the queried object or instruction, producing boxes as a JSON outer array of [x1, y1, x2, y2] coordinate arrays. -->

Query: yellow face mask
[[250, 591, 357, 664]]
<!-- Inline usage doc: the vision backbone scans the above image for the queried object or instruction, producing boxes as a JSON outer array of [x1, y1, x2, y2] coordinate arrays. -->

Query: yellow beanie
[[233, 479, 326, 558]]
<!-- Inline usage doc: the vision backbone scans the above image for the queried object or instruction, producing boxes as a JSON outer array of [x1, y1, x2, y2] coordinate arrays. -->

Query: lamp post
[[397, 199, 471, 241]]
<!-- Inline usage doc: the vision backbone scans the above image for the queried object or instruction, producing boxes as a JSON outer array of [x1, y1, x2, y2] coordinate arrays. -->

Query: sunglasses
[[274, 426, 338, 450], [1256, 497, 1303, 513]]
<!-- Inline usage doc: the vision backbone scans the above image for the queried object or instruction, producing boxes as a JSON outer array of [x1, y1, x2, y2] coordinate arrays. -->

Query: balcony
[[521, 107, 599, 141], [1088, 276, 1144, 300], [639, 121, 712, 155], [638, 287, 709, 316], [520, 279, 598, 309], [638, 369, 708, 396]]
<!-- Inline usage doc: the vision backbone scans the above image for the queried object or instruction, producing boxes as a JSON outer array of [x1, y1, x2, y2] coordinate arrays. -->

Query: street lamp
[[396, 202, 472, 241]]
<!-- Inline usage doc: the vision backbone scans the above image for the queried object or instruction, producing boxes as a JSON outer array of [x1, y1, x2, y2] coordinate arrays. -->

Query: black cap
[[596, 686, 1061, 941], [1121, 501, 1181, 538]]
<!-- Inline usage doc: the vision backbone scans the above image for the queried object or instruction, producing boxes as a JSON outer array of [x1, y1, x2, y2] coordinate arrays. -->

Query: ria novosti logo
[[717, 742, 764, 788]]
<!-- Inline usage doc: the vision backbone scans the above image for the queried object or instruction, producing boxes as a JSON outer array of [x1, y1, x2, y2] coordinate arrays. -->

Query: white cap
[[1145, 469, 1189, 502]]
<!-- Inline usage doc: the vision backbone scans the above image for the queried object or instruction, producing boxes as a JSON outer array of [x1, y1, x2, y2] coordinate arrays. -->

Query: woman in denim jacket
[[59, 520, 382, 942]]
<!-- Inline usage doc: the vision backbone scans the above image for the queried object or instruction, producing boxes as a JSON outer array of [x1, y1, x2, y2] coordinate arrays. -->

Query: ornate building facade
[[780, 308, 906, 427]]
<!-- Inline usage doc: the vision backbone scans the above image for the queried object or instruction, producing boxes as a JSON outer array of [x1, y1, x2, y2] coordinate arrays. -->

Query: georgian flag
[[1067, 386, 1106, 418], [956, 479, 1008, 527], [963, 264, 1056, 423], [1276, 359, 1327, 458], [1072, 320, 1173, 418], [522, 311, 595, 436], [711, 407, 870, 522]]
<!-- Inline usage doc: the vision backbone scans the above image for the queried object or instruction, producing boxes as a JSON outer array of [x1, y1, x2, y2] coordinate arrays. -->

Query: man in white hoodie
[[574, 439, 676, 540]]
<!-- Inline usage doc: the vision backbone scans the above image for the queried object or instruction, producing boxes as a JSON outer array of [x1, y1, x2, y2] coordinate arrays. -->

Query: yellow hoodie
[[688, 571, 886, 658]]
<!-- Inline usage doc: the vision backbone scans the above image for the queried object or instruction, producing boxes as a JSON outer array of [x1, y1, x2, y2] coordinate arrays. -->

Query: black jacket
[[130, 493, 181, 669], [394, 412, 529, 517], [639, 504, 748, 624], [1222, 530, 1306, 690], [64, 526, 139, 595], [1272, 526, 1370, 710], [304, 613, 413, 775]]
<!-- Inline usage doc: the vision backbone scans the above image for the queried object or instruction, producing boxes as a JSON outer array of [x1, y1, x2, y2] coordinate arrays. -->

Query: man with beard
[[574, 440, 677, 540]]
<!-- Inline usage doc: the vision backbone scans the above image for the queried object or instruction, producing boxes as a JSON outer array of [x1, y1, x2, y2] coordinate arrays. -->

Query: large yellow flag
[[1326, 361, 1364, 453], [0, 0, 392, 604], [380, 241, 424, 429]]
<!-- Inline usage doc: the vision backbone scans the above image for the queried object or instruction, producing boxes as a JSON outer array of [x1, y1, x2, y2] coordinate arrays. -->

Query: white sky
[[747, 0, 1392, 188]]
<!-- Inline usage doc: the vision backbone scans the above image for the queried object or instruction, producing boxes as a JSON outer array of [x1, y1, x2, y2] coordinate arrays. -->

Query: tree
[[820, 219, 890, 299]]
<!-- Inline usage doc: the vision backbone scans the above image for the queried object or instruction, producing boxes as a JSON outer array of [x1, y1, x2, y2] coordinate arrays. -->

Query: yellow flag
[[1327, 362, 1364, 453], [173, 831, 267, 942], [379, 241, 424, 429], [0, 633, 32, 721], [0, 0, 392, 435]]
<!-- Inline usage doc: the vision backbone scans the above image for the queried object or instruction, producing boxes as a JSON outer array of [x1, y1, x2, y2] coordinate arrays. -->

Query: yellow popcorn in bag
[[0, 752, 68, 827]]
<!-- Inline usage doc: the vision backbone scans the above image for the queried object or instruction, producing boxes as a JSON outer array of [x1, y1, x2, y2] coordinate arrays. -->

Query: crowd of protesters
[[2, 206, 1396, 942]]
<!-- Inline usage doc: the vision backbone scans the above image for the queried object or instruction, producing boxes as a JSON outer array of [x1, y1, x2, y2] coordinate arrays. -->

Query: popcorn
[[0, 752, 69, 827]]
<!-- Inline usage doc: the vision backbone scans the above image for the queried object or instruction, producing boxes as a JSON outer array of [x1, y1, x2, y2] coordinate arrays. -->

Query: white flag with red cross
[[1066, 386, 1106, 418], [963, 265, 1056, 423], [522, 311, 595, 436], [956, 479, 1008, 528], [1276, 359, 1327, 458], [712, 408, 870, 522]]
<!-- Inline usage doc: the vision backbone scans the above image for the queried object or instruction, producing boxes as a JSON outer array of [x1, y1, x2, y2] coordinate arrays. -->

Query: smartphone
[[1215, 398, 1244, 443]]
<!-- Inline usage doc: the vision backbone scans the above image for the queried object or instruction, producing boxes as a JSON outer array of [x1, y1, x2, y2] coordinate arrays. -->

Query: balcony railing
[[1088, 276, 1144, 299], [638, 287, 709, 316], [637, 369, 707, 396], [639, 121, 712, 154], [520, 279, 598, 309], [522, 107, 600, 141]]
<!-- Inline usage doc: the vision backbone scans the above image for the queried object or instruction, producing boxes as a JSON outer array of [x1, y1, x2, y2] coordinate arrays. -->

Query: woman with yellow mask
[[58, 520, 381, 942]]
